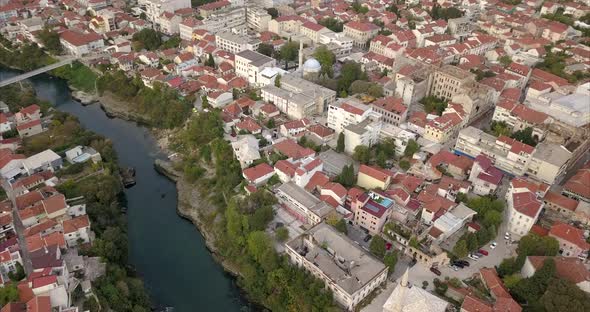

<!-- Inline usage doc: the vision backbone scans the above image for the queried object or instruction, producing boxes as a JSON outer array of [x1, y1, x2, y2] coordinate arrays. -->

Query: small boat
[[120, 167, 136, 188]]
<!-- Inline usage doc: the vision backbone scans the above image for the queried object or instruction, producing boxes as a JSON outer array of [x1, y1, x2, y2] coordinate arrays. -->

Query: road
[[1, 179, 33, 275]]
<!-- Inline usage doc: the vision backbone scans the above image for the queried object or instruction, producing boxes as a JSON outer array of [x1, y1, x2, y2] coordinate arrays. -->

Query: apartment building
[[371, 97, 408, 126], [139, 0, 191, 24], [352, 192, 396, 235], [343, 21, 379, 48], [246, 7, 271, 32], [216, 31, 261, 54], [286, 223, 388, 311], [327, 100, 373, 133], [505, 179, 544, 236], [261, 75, 336, 119], [200, 7, 246, 34], [197, 0, 231, 18], [429, 65, 476, 100], [234, 50, 276, 86], [268, 15, 305, 37], [59, 30, 104, 57], [492, 100, 550, 140], [343, 119, 383, 154], [276, 182, 332, 225], [319, 32, 354, 57], [394, 63, 432, 106], [300, 21, 331, 43], [423, 103, 466, 144], [179, 17, 203, 40]]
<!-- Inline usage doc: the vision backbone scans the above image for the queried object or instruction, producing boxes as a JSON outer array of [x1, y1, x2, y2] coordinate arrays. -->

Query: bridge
[[0, 57, 77, 88]]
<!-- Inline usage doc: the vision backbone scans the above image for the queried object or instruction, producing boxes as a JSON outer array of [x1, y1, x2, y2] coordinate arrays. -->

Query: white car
[[490, 242, 497, 249], [504, 232, 511, 240], [468, 254, 479, 260]]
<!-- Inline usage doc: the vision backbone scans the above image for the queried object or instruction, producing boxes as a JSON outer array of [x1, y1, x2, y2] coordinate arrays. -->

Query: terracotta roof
[[25, 296, 51, 312], [563, 162, 590, 199], [480, 267, 511, 298], [511, 191, 542, 218], [359, 164, 391, 183], [16, 119, 41, 131], [543, 191, 578, 211], [62, 215, 90, 234], [42, 194, 66, 215], [527, 256, 590, 284], [493, 297, 522, 312], [59, 30, 102, 46], [274, 160, 298, 177], [461, 295, 493, 312], [345, 21, 379, 32], [304, 171, 329, 192], [549, 223, 590, 250], [235, 117, 262, 133], [322, 182, 347, 198], [242, 163, 274, 182], [273, 139, 315, 159], [360, 199, 388, 218], [308, 124, 334, 138], [15, 191, 44, 210]]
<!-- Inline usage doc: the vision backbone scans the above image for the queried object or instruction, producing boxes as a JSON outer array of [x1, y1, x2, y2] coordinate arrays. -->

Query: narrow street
[[1, 179, 33, 275]]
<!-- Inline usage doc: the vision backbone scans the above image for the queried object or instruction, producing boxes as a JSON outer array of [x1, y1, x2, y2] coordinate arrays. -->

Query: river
[[0, 68, 252, 312]]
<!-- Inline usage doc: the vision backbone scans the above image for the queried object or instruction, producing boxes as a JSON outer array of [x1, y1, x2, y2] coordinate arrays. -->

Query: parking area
[[270, 205, 305, 253], [346, 223, 372, 251]]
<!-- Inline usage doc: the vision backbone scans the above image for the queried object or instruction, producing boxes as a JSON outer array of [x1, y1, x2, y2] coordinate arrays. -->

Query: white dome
[[303, 58, 321, 71]]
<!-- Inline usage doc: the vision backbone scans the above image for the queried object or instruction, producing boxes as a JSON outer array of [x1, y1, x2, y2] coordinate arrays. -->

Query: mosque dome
[[303, 58, 321, 72]]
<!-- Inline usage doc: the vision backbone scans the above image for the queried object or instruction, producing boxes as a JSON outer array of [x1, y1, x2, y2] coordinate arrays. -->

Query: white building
[[327, 100, 373, 134], [235, 50, 277, 86], [200, 7, 246, 34], [231, 135, 260, 168], [505, 180, 544, 236], [59, 30, 104, 57], [63, 215, 91, 247], [23, 150, 62, 175], [286, 223, 388, 311], [139, 0, 191, 24], [276, 182, 333, 225], [216, 31, 261, 54], [246, 7, 272, 32]]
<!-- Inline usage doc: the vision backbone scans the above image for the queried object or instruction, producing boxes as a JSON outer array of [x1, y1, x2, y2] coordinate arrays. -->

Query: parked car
[[474, 252, 484, 257], [504, 232, 511, 240], [468, 254, 479, 260], [458, 260, 470, 267], [430, 267, 441, 276], [490, 242, 497, 249], [363, 235, 372, 242], [451, 265, 459, 271], [386, 242, 392, 250], [479, 249, 489, 256], [452, 261, 464, 268]]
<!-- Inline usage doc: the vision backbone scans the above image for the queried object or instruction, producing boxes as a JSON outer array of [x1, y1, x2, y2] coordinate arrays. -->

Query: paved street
[[1, 179, 33, 275]]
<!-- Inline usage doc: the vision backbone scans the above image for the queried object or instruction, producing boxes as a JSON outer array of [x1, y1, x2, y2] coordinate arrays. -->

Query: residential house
[[356, 164, 392, 190], [16, 120, 42, 138], [242, 163, 274, 186], [63, 215, 91, 247], [22, 150, 62, 175], [59, 30, 104, 57], [548, 223, 589, 259], [231, 135, 260, 169]]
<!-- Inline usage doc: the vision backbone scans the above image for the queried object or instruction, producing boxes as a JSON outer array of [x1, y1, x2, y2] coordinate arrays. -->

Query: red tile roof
[[527, 256, 590, 284], [304, 171, 329, 192], [62, 215, 90, 234], [359, 164, 391, 183], [242, 163, 274, 183], [563, 162, 590, 199], [273, 139, 315, 160], [461, 295, 493, 312], [543, 191, 578, 212], [549, 223, 590, 250], [511, 191, 542, 218], [480, 268, 511, 299]]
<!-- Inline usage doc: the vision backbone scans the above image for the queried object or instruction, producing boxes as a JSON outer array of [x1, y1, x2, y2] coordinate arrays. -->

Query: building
[[200, 7, 246, 34], [327, 101, 373, 134], [234, 50, 277, 86], [505, 179, 544, 236], [300, 21, 331, 43], [491, 100, 550, 140], [548, 223, 589, 259], [139, 0, 191, 23], [286, 223, 388, 310], [261, 75, 336, 119], [63, 215, 91, 247], [429, 65, 476, 100], [319, 32, 354, 57], [343, 21, 379, 48], [468, 155, 503, 196], [22, 150, 62, 175], [59, 30, 104, 57], [16, 119, 42, 138], [423, 103, 466, 144], [562, 162, 590, 203], [352, 192, 395, 235], [383, 268, 449, 312], [430, 203, 476, 241], [246, 7, 271, 32], [242, 163, 275, 185], [357, 164, 392, 190], [231, 135, 260, 168], [343, 119, 382, 155], [276, 182, 332, 225], [216, 31, 261, 54], [371, 97, 408, 126]]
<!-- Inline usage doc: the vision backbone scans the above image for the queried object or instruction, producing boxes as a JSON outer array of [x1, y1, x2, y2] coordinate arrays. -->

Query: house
[[285, 223, 388, 311], [276, 182, 333, 225], [242, 163, 274, 185], [548, 223, 589, 259], [16, 119, 43, 138], [22, 150, 62, 175], [231, 135, 260, 169], [356, 164, 392, 190], [522, 256, 590, 293], [279, 118, 310, 138], [0, 149, 25, 180], [505, 179, 544, 236], [542, 191, 579, 222], [468, 155, 503, 196], [63, 215, 91, 247], [343, 21, 379, 48], [64, 146, 102, 164], [371, 97, 408, 126], [207, 91, 233, 108], [272, 139, 315, 160], [235, 117, 262, 134], [563, 162, 590, 203], [0, 114, 12, 134], [59, 30, 105, 57]]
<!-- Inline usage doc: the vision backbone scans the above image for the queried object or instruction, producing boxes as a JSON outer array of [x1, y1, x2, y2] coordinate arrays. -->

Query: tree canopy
[[132, 28, 162, 51]]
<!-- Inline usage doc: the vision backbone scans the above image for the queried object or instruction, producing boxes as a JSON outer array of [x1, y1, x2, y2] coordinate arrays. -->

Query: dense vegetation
[[420, 96, 448, 115], [497, 233, 559, 277], [52, 61, 99, 92], [319, 17, 344, 32], [96, 70, 192, 128], [536, 48, 590, 83], [0, 39, 54, 71], [430, 4, 464, 20], [38, 27, 63, 55]]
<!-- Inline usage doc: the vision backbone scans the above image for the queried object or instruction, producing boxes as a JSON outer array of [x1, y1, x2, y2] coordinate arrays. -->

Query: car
[[490, 242, 497, 249], [474, 252, 484, 257], [363, 235, 372, 242], [504, 232, 511, 240], [468, 254, 479, 260], [452, 265, 459, 271], [459, 260, 470, 267], [430, 267, 441, 276], [478, 249, 489, 256], [386, 242, 392, 250], [453, 262, 464, 269]]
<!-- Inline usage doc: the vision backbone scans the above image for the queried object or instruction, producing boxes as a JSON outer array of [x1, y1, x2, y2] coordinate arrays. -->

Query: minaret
[[390, 268, 410, 312], [400, 268, 409, 287], [298, 41, 304, 73]]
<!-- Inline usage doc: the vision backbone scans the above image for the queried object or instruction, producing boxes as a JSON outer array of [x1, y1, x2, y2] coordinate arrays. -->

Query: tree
[[404, 139, 419, 157], [511, 127, 537, 147], [275, 227, 289, 242], [350, 80, 372, 94], [338, 62, 365, 92], [421, 96, 448, 115], [8, 262, 24, 282], [205, 53, 215, 67], [266, 118, 275, 129], [499, 55, 512, 67], [384, 251, 398, 274], [369, 235, 387, 259], [334, 219, 348, 234], [513, 258, 555, 304], [314, 45, 336, 77], [0, 283, 18, 306], [453, 239, 468, 258], [266, 8, 279, 19], [483, 210, 503, 228], [466, 233, 479, 251], [319, 17, 344, 32], [541, 278, 590, 312], [336, 132, 345, 153], [490, 121, 511, 137], [339, 90, 348, 98], [280, 41, 299, 69], [132, 28, 162, 51], [232, 88, 240, 100], [422, 281, 429, 289], [337, 165, 356, 187], [274, 74, 281, 87], [257, 43, 274, 57], [399, 159, 411, 171], [201, 95, 210, 109], [38, 27, 63, 54], [368, 84, 384, 97], [353, 145, 371, 164]]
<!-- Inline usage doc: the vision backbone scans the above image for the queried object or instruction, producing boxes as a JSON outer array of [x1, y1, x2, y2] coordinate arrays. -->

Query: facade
[[276, 182, 332, 225], [357, 165, 392, 190], [429, 65, 476, 100], [139, 0, 191, 23], [231, 135, 260, 168], [216, 31, 261, 54], [371, 97, 408, 127], [286, 223, 388, 310], [505, 180, 544, 236], [59, 30, 104, 57], [353, 192, 394, 235], [246, 7, 271, 32], [343, 21, 379, 48], [327, 101, 373, 133], [234, 50, 277, 86], [200, 7, 246, 34], [423, 104, 466, 144]]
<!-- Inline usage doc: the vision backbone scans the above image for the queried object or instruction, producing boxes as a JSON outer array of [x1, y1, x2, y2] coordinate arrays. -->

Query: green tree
[[541, 278, 590, 312], [511, 127, 537, 147], [275, 227, 289, 242], [384, 251, 398, 274], [266, 8, 279, 19], [339, 90, 348, 98], [421, 96, 448, 115], [8, 262, 24, 282], [368, 84, 384, 97], [353, 145, 371, 164], [399, 159, 411, 171], [257, 43, 274, 57], [313, 45, 336, 77], [466, 233, 479, 251], [0, 283, 19, 306], [453, 239, 468, 258], [334, 219, 348, 234], [205, 53, 216, 67], [490, 121, 511, 137], [404, 139, 419, 157], [266, 118, 275, 128], [132, 28, 162, 51], [503, 274, 522, 289], [38, 27, 63, 54], [336, 132, 345, 153], [499, 55, 512, 67], [338, 62, 365, 92], [274, 74, 281, 87], [280, 41, 299, 69], [513, 258, 555, 304], [201, 95, 210, 109], [369, 235, 387, 259], [319, 17, 344, 32], [337, 164, 356, 187]]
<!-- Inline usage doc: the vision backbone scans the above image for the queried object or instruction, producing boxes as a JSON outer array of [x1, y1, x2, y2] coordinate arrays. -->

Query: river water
[[0, 68, 251, 312]]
